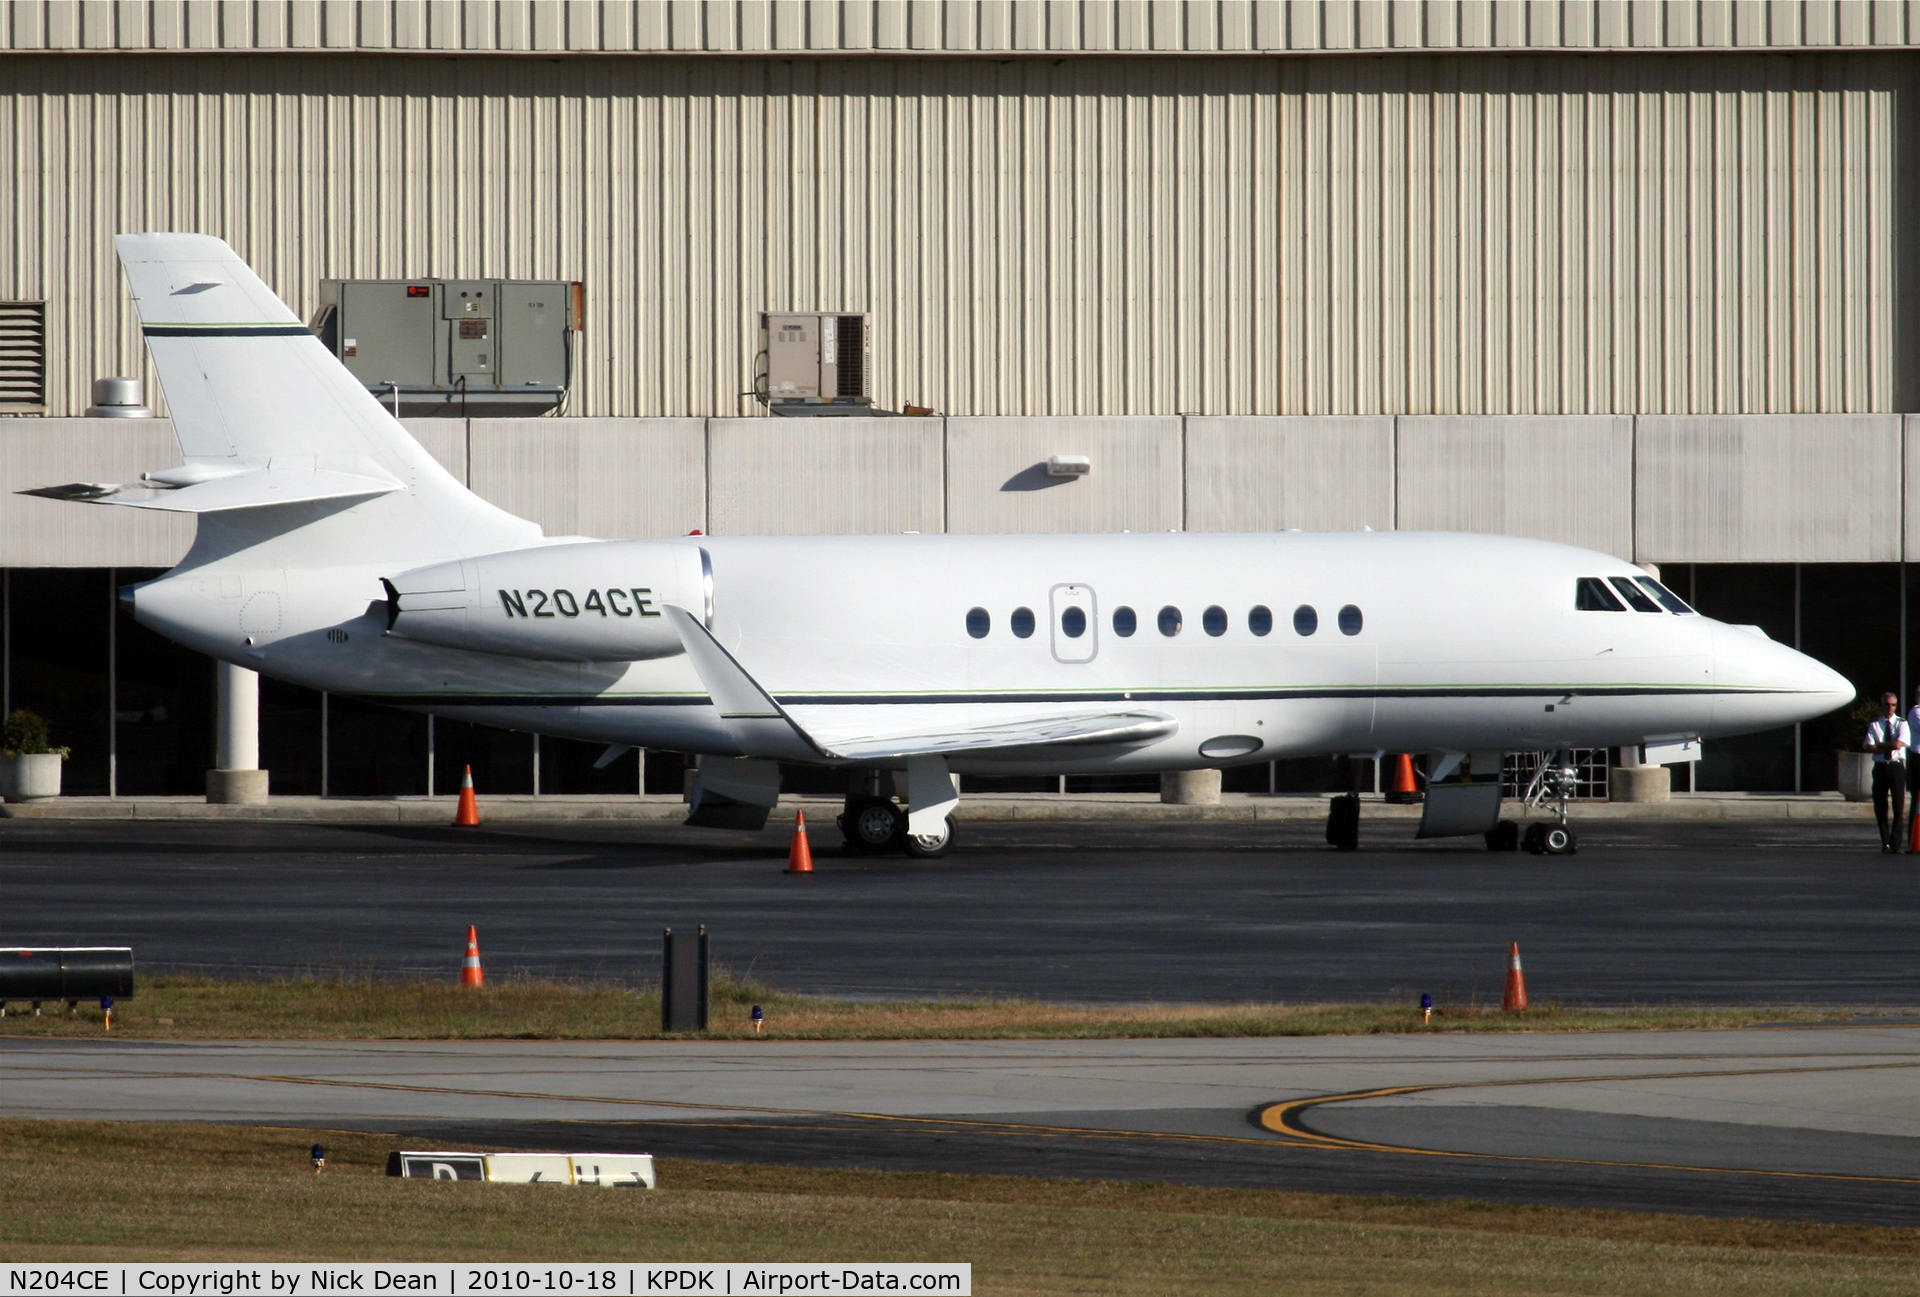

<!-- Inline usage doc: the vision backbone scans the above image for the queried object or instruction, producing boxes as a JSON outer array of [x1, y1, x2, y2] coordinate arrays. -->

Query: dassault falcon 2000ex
[[31, 234, 1853, 857]]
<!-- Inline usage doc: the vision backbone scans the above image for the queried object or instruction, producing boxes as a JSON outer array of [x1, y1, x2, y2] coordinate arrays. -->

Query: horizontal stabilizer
[[19, 465, 402, 514]]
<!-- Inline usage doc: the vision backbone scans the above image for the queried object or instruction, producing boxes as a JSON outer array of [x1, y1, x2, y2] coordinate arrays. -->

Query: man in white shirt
[[1864, 691, 1910, 853], [1906, 688, 1920, 833]]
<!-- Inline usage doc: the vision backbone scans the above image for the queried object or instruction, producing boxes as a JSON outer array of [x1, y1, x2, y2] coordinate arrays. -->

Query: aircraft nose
[[1710, 623, 1854, 733]]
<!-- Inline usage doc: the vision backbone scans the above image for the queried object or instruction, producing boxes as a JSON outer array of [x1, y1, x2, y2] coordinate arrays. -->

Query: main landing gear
[[837, 796, 957, 859]]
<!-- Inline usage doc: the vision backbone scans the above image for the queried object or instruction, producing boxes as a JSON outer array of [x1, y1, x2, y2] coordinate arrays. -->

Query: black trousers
[[1874, 762, 1908, 849]]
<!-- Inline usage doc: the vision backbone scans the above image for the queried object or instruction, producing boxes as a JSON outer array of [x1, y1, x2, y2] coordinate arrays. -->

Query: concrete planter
[[1837, 752, 1875, 803], [1, 752, 63, 802]]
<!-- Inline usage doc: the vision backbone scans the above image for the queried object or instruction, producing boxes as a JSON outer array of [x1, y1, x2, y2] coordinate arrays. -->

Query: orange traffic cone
[[786, 810, 814, 874], [453, 764, 479, 826], [1501, 941, 1528, 1012], [460, 925, 484, 988], [1386, 754, 1420, 804]]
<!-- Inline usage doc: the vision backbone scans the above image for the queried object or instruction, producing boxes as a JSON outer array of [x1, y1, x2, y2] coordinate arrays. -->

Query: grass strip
[[1, 1120, 1917, 1295], [0, 974, 1889, 1040]]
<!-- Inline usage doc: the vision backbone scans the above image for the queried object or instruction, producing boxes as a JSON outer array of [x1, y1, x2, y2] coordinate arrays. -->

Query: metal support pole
[[1794, 563, 1803, 793], [107, 568, 117, 798], [637, 747, 647, 797], [426, 714, 436, 796], [319, 691, 329, 798], [532, 732, 541, 797]]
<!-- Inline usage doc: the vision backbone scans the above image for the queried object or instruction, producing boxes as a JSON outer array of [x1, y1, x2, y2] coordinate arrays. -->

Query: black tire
[[1326, 793, 1360, 852], [903, 815, 957, 859], [1521, 822, 1548, 855], [1542, 825, 1577, 856], [1484, 820, 1520, 852], [840, 797, 904, 853]]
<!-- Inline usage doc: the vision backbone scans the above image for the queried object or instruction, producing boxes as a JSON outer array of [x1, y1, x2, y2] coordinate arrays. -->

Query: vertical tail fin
[[115, 233, 537, 560]]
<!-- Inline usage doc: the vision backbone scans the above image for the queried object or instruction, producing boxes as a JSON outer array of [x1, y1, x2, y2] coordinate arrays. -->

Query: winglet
[[661, 605, 829, 762]]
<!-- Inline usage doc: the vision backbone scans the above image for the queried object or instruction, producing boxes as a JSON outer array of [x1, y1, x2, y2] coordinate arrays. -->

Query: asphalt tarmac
[[1, 817, 1917, 1004], [6, 1030, 1919, 1226]]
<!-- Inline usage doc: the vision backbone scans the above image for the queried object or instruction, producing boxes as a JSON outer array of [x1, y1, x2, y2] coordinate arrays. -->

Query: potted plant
[[1, 708, 68, 802], [1835, 696, 1879, 803]]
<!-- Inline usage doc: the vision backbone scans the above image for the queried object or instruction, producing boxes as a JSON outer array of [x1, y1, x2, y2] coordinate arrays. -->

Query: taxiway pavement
[[5, 1028, 1918, 1225]]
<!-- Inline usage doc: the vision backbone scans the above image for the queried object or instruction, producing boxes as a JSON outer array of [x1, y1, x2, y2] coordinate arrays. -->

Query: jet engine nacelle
[[384, 539, 709, 662]]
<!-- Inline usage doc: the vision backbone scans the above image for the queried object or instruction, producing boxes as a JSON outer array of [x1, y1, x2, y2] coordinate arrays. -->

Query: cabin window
[[1112, 606, 1137, 637], [965, 607, 990, 638], [1203, 605, 1228, 637], [1609, 576, 1662, 613], [1011, 607, 1036, 638], [1248, 605, 1273, 636], [1576, 577, 1626, 611], [1338, 604, 1363, 635], [1061, 606, 1087, 638], [1158, 605, 1183, 636], [1636, 577, 1694, 614], [1293, 604, 1318, 636]]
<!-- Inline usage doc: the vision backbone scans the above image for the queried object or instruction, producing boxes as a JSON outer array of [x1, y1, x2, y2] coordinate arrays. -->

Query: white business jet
[[30, 235, 1854, 857]]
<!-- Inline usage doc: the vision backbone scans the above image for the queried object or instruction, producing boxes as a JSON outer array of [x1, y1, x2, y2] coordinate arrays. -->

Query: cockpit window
[[1576, 577, 1626, 611], [1636, 577, 1694, 614], [1609, 576, 1662, 613]]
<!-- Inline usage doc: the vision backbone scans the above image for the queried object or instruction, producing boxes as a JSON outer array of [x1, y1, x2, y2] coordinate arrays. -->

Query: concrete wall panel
[[399, 418, 468, 486], [707, 418, 942, 535], [1185, 417, 1393, 532], [1635, 415, 1901, 562], [1396, 416, 1633, 557], [945, 417, 1182, 534], [468, 418, 706, 540], [0, 419, 191, 566]]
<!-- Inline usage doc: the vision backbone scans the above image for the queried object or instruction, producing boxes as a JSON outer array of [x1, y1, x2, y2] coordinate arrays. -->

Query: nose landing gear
[[1517, 754, 1579, 856]]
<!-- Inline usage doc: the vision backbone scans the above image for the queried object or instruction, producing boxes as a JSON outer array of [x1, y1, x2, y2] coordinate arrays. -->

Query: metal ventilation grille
[[835, 314, 865, 398], [0, 301, 47, 412]]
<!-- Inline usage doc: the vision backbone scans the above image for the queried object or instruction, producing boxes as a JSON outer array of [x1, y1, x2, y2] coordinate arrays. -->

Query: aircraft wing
[[662, 605, 1177, 762], [809, 709, 1179, 762]]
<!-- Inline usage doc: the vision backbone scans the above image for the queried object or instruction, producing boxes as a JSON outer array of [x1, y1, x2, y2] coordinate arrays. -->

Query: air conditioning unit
[[315, 279, 582, 417], [760, 312, 871, 415]]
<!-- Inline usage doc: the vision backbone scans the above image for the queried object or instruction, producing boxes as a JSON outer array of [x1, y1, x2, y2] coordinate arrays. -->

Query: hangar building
[[0, 0, 1913, 799]]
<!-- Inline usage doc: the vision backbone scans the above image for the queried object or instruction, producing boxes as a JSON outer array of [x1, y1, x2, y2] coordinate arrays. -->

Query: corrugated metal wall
[[5, 1, 1919, 54], [0, 51, 1901, 419]]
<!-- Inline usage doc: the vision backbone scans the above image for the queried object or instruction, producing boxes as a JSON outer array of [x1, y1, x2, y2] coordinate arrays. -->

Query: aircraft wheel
[[839, 798, 905, 853], [1484, 820, 1520, 852], [1541, 825, 1577, 856], [1520, 822, 1548, 855], [903, 815, 957, 859]]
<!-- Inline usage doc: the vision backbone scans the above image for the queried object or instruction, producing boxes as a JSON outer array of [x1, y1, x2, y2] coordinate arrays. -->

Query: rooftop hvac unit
[[759, 312, 871, 416], [314, 279, 582, 418]]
